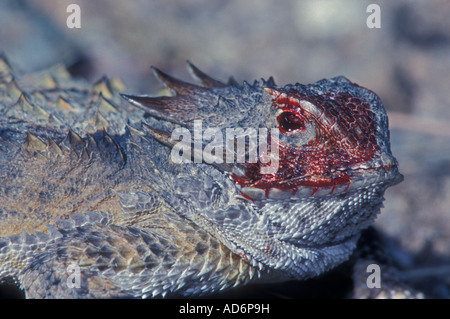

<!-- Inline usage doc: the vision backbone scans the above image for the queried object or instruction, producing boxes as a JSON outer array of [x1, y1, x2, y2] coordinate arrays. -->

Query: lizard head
[[121, 62, 402, 278], [121, 62, 402, 202], [234, 83, 402, 200]]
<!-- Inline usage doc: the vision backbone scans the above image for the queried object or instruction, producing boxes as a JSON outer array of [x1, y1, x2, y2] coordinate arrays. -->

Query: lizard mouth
[[233, 165, 403, 201]]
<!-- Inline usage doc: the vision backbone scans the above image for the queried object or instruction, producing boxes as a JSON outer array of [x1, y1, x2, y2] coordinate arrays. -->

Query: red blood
[[277, 111, 306, 133], [236, 88, 379, 193]]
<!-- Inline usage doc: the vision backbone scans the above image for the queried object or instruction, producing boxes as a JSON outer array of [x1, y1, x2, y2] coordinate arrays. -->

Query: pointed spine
[[25, 132, 47, 152], [67, 129, 86, 148], [186, 61, 226, 88], [150, 66, 205, 96]]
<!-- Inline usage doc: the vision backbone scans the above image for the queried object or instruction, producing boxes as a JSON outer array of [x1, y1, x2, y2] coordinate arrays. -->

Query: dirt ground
[[0, 0, 449, 298]]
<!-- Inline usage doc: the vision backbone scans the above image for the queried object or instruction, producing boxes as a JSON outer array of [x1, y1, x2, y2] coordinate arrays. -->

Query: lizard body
[[0, 55, 408, 298]]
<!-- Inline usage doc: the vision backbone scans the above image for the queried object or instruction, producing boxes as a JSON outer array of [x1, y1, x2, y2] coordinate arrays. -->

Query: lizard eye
[[277, 111, 305, 133]]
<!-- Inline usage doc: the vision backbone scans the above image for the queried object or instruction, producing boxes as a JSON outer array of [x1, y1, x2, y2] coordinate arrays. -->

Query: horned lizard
[[0, 55, 419, 298]]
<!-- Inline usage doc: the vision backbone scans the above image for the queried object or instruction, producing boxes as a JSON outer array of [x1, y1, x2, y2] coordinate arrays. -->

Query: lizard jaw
[[236, 165, 403, 201]]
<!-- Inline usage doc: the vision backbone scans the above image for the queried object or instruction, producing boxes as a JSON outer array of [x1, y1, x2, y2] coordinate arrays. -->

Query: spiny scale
[[151, 65, 206, 95], [186, 60, 227, 88]]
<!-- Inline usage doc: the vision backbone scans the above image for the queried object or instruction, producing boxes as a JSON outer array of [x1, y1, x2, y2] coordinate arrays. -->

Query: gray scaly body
[[0, 55, 415, 298]]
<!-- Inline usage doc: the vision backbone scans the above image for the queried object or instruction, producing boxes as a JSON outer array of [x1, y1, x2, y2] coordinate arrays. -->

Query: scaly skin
[[0, 55, 405, 298]]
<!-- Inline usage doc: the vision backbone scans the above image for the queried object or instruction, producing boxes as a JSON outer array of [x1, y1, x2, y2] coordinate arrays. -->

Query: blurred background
[[0, 0, 449, 298]]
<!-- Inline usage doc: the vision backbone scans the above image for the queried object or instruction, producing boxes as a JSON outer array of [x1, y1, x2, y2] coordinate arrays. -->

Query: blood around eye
[[277, 112, 305, 133]]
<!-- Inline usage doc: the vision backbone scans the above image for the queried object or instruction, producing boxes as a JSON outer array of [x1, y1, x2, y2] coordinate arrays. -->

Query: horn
[[186, 61, 226, 88], [150, 66, 204, 95]]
